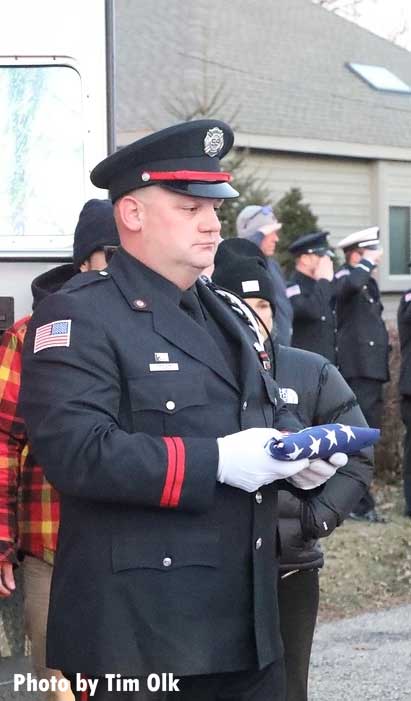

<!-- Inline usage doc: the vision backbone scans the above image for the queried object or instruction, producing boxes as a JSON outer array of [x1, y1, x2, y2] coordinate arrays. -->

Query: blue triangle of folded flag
[[266, 424, 380, 461]]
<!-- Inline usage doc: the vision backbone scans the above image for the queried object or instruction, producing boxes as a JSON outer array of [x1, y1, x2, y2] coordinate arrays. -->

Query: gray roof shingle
[[115, 0, 411, 148]]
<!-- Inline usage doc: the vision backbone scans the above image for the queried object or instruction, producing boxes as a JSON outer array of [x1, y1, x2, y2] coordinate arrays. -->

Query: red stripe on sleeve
[[160, 437, 176, 507], [79, 677, 89, 701], [168, 437, 185, 508]]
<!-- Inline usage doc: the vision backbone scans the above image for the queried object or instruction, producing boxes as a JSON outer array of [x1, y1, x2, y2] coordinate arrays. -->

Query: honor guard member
[[286, 232, 337, 363], [335, 226, 389, 522], [397, 284, 411, 518], [20, 120, 347, 701]]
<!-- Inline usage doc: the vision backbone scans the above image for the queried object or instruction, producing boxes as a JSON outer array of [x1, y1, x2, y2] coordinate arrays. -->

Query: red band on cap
[[142, 170, 232, 182]]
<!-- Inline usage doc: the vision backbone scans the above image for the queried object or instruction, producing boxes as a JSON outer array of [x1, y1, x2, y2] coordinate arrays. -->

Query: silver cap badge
[[204, 127, 224, 157]]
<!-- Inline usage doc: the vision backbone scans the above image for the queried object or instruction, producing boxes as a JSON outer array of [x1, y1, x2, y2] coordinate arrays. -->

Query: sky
[[332, 0, 411, 50]]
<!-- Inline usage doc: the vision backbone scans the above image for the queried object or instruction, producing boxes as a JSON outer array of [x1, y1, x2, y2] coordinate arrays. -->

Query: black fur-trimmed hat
[[90, 120, 239, 203]]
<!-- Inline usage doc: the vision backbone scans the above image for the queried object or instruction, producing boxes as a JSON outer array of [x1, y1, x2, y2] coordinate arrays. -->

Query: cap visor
[[162, 181, 239, 199], [358, 241, 380, 249]]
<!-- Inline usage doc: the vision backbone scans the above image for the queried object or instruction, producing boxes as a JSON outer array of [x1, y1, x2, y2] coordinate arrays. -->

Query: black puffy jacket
[[273, 342, 373, 572]]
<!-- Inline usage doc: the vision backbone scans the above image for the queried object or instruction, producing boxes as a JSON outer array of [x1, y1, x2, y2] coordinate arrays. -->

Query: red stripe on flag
[[160, 437, 176, 507], [169, 437, 185, 507], [143, 170, 232, 182]]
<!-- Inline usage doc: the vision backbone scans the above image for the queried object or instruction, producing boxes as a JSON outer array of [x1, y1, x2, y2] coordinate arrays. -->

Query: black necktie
[[180, 289, 206, 326]]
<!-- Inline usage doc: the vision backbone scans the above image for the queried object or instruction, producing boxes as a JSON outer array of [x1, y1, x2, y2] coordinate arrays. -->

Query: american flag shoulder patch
[[34, 320, 72, 354]]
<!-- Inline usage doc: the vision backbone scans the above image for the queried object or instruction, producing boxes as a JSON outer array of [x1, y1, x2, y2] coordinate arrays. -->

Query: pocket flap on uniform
[[112, 528, 220, 572], [127, 371, 207, 413]]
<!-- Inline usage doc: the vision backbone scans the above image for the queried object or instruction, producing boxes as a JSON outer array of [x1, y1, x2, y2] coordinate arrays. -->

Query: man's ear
[[116, 194, 144, 232]]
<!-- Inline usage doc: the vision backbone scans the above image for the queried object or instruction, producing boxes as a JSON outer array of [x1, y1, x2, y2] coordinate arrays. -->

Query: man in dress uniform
[[286, 232, 337, 363], [397, 284, 411, 518], [335, 226, 389, 522], [20, 120, 346, 701]]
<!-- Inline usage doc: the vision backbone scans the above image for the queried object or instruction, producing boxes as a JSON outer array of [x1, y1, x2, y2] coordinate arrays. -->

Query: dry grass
[[318, 483, 411, 621]]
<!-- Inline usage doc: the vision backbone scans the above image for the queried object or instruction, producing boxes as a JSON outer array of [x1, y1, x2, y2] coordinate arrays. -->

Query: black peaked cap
[[288, 231, 331, 256], [91, 120, 238, 202]]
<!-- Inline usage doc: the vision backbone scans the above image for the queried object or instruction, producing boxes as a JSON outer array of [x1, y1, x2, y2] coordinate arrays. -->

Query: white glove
[[217, 428, 310, 493], [287, 452, 348, 490]]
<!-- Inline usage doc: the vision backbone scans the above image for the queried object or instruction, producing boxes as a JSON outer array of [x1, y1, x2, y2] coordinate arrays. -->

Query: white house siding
[[243, 150, 373, 246], [371, 160, 411, 295]]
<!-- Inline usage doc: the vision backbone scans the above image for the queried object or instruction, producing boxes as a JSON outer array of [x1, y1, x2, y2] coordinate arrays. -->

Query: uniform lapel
[[151, 294, 239, 390], [108, 251, 240, 391]]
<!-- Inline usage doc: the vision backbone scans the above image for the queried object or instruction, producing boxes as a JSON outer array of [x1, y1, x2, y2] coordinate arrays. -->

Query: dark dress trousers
[[20, 247, 300, 679], [287, 271, 337, 364]]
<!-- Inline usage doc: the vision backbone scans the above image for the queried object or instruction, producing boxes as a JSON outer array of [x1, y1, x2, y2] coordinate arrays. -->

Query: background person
[[236, 204, 293, 346], [286, 231, 337, 364], [334, 226, 389, 523], [213, 239, 373, 701], [0, 199, 119, 700]]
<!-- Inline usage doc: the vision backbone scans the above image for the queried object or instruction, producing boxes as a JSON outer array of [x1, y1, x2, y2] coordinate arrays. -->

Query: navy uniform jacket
[[20, 248, 300, 678], [334, 261, 389, 382], [286, 270, 337, 363], [398, 289, 411, 397]]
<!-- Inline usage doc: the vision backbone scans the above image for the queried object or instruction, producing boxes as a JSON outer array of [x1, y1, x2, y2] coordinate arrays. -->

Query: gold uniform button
[[369, 341, 375, 347], [166, 400, 176, 411], [255, 491, 263, 504], [321, 315, 326, 321], [162, 557, 172, 567], [255, 537, 263, 550]]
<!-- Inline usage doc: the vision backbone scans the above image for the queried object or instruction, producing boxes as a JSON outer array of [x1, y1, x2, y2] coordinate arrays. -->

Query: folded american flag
[[266, 424, 380, 461]]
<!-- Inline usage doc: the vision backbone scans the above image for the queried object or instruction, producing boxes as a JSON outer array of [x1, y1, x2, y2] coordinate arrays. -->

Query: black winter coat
[[274, 344, 373, 572], [287, 270, 337, 363], [334, 261, 389, 382], [398, 289, 411, 397], [20, 248, 300, 678]]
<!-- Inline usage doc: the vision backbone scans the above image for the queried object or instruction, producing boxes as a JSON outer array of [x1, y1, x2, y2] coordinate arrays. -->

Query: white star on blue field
[[266, 424, 380, 461]]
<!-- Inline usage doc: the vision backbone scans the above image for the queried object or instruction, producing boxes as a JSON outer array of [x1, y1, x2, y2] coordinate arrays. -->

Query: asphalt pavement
[[309, 604, 411, 700]]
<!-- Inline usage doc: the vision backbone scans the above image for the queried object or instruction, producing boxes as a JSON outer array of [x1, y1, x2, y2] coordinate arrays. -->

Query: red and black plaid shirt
[[0, 317, 60, 565]]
